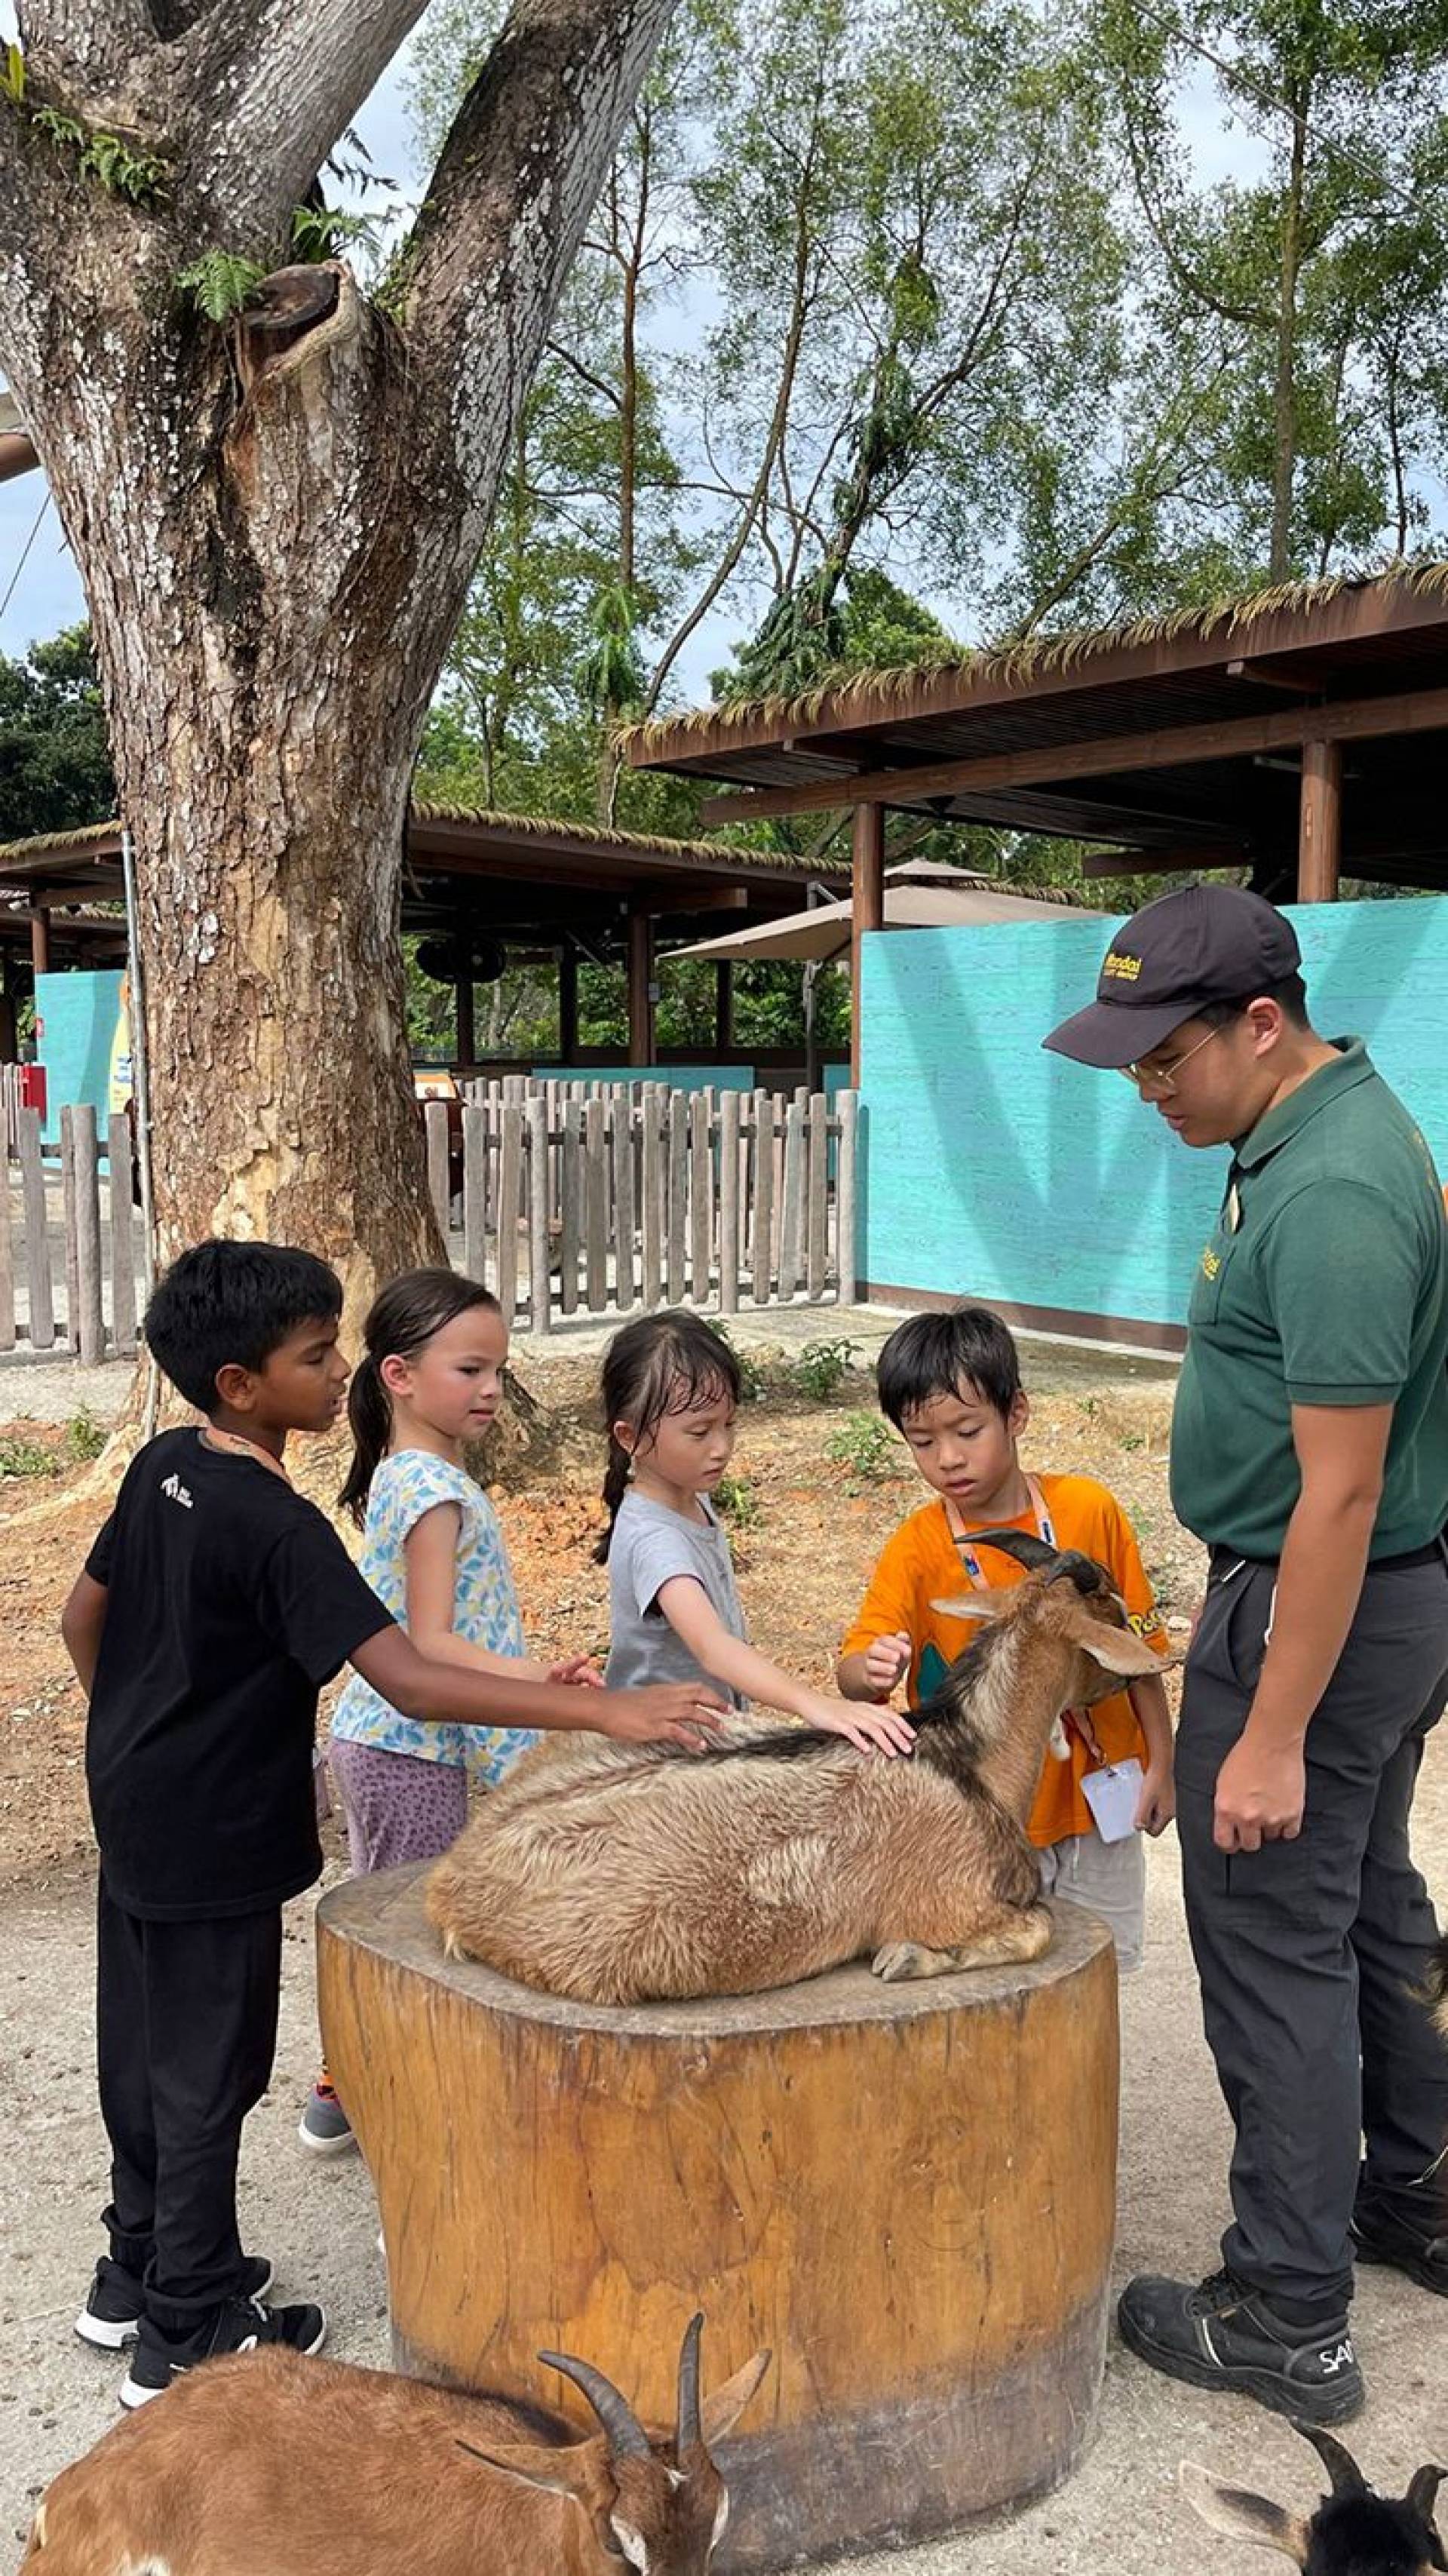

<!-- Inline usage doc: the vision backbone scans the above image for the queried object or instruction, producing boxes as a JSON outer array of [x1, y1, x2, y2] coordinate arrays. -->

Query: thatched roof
[[0, 803, 849, 876], [618, 559, 1448, 763]]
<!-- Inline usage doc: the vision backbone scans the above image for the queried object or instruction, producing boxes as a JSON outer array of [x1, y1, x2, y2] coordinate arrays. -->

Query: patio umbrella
[[667, 861, 1100, 963]]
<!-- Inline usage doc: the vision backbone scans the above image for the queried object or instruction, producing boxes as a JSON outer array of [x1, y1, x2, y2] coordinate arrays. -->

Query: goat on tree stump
[[0, 0, 682, 1329]]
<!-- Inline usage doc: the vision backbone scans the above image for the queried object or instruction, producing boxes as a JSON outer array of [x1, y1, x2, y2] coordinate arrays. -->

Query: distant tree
[[0, 623, 115, 841]]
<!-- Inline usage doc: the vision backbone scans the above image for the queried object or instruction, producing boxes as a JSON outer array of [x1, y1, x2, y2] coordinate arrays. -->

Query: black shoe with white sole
[[118, 2292, 326, 2409], [75, 2253, 274, 2351], [1117, 2268, 1364, 2424]]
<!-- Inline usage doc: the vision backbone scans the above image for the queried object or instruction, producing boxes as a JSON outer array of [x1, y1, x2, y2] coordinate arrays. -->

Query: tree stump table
[[317, 1864, 1118, 2571]]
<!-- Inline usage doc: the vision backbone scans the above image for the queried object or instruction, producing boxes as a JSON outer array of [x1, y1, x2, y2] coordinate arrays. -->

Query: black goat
[[1182, 2421, 1446, 2572]]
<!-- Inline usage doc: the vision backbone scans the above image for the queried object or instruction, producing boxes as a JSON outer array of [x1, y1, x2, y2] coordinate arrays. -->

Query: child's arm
[[657, 1577, 915, 1756], [349, 1626, 723, 1752], [61, 1571, 109, 1699], [403, 1506, 600, 1689], [836, 1531, 915, 1702], [1130, 1672, 1174, 1835]]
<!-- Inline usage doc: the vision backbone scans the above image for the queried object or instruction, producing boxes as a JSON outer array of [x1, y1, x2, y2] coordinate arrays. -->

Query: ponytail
[[594, 1431, 633, 1564], [337, 1265, 501, 1529], [339, 1352, 393, 1529]]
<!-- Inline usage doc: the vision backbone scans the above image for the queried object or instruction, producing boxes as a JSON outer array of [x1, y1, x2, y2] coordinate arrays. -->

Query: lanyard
[[946, 1477, 1104, 1764]]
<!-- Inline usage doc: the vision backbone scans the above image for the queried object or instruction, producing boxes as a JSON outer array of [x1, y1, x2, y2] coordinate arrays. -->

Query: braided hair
[[338, 1267, 501, 1527], [594, 1310, 742, 1563]]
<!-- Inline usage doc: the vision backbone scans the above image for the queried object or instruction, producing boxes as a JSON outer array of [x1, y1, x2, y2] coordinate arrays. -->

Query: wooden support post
[[1298, 738, 1342, 901], [715, 959, 734, 1053], [29, 904, 51, 978], [558, 947, 578, 1065], [627, 908, 655, 1067], [455, 971, 476, 1071], [850, 803, 884, 1087]]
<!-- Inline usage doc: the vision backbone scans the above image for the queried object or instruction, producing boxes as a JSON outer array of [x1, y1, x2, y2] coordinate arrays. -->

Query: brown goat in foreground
[[428, 1532, 1173, 2004], [20, 2313, 769, 2576], [1182, 2419, 1445, 2572]]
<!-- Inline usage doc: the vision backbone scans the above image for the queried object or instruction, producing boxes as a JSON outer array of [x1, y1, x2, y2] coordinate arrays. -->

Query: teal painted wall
[[859, 900, 1448, 1333], [34, 969, 124, 1150], [533, 1065, 756, 1093]]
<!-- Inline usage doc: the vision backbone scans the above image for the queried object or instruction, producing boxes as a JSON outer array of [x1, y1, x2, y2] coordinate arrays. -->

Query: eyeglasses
[[1117, 1025, 1219, 1096]]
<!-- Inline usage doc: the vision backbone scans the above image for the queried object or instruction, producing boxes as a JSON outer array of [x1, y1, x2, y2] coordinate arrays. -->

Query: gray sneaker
[[297, 2082, 355, 2157]]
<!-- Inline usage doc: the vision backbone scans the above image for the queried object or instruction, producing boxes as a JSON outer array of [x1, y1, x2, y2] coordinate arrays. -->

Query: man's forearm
[[1243, 1491, 1376, 1749]]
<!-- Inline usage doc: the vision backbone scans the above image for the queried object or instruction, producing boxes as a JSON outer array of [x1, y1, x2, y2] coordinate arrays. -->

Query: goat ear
[[1407, 2462, 1446, 2525], [456, 2436, 596, 2501], [1069, 1610, 1177, 1678], [700, 2348, 772, 2446], [1179, 2464, 1310, 2562], [928, 1590, 1013, 1623]]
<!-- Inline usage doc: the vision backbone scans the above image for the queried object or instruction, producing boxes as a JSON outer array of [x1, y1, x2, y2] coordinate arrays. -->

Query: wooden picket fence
[[1, 1104, 143, 1361], [0, 1079, 857, 1362], [433, 1076, 859, 1334]]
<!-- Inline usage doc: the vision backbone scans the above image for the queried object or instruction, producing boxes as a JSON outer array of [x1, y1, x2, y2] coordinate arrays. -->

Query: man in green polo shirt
[[1045, 882, 1448, 2425]]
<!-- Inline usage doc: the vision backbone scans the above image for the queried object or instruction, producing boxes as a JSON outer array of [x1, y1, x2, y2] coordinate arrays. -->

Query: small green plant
[[826, 1411, 892, 1488], [66, 1407, 106, 1463], [177, 249, 265, 321], [793, 1336, 858, 1402], [1077, 1394, 1100, 1422], [290, 201, 385, 264], [2, 38, 26, 103], [713, 1471, 761, 1529], [31, 101, 167, 203], [1120, 1429, 1145, 1453], [0, 1432, 58, 1480]]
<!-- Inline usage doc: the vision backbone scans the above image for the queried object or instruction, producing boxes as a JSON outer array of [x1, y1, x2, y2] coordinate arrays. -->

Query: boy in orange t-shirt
[[838, 1304, 1173, 1973]]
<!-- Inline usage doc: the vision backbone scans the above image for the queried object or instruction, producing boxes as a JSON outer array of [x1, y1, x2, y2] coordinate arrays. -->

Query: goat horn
[[538, 2349, 652, 2460], [676, 2312, 704, 2452], [956, 1527, 1058, 1574], [1290, 2421, 1368, 2498], [1407, 2463, 1446, 2523]]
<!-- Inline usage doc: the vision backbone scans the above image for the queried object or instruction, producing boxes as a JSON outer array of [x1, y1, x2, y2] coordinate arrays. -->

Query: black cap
[[1042, 883, 1302, 1069]]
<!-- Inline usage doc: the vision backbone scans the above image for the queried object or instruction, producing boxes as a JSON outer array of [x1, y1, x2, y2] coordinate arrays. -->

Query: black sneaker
[[1117, 2268, 1364, 2424], [1351, 2192, 1448, 2298], [118, 2292, 326, 2410], [75, 2252, 274, 2351]]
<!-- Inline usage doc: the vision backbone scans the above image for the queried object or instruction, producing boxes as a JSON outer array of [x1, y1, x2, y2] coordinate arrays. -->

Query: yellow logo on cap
[[1103, 951, 1143, 981], [1201, 1247, 1220, 1280]]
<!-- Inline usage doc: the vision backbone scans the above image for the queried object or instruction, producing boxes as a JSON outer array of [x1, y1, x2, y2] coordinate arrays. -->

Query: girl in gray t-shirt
[[596, 1313, 913, 1758]]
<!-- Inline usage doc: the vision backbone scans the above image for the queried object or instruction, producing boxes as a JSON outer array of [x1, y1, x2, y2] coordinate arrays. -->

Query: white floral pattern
[[330, 1450, 538, 1782]]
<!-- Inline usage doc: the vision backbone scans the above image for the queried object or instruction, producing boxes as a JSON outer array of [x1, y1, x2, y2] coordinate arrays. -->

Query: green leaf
[[177, 250, 266, 323]]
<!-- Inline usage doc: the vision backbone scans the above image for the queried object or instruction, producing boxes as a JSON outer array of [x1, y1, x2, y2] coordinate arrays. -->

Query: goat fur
[[20, 2333, 770, 2576], [427, 1548, 1172, 2004]]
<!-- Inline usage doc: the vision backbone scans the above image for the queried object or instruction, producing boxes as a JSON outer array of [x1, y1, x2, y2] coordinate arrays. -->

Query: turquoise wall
[[859, 900, 1448, 1333], [35, 969, 124, 1150], [532, 1065, 756, 1093]]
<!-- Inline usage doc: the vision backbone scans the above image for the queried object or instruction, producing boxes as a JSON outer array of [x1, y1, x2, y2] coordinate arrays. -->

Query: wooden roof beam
[[1082, 848, 1249, 879], [698, 680, 1448, 825], [1226, 656, 1328, 693]]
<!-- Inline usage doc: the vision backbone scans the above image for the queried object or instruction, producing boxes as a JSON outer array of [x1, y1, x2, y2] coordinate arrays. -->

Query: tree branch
[[16, 0, 160, 122], [402, 0, 680, 518], [182, 0, 433, 246]]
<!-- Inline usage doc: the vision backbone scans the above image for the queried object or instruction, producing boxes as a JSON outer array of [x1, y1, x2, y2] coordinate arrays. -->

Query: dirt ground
[[2, 1309, 1445, 2573]]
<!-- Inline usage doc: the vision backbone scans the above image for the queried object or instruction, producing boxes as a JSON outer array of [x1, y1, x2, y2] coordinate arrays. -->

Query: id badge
[[1081, 1758, 1142, 1845]]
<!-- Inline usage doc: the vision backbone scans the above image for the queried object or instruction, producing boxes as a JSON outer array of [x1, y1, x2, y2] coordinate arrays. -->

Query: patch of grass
[[0, 1432, 57, 1480], [66, 1407, 106, 1463], [792, 1336, 858, 1402], [825, 1411, 892, 1488], [713, 1470, 761, 1529], [1120, 1429, 1146, 1452]]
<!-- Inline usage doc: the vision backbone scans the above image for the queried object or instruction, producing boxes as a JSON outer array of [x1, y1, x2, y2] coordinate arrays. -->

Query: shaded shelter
[[622, 565, 1448, 1075], [0, 805, 848, 1072], [671, 858, 1097, 966]]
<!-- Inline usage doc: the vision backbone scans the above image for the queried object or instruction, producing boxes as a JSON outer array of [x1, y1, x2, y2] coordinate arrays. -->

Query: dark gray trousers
[[1176, 1547, 1448, 2318]]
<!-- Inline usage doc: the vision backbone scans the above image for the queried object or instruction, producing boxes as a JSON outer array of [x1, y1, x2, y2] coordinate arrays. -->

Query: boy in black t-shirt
[[63, 1240, 724, 2406]]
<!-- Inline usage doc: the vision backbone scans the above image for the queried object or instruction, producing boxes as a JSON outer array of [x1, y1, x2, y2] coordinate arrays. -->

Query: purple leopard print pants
[[325, 1737, 469, 1876]]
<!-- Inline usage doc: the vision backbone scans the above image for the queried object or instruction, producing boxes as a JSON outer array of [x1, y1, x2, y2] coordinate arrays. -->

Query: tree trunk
[[11, 261, 452, 1328], [1269, 81, 1308, 582], [0, 0, 684, 1339]]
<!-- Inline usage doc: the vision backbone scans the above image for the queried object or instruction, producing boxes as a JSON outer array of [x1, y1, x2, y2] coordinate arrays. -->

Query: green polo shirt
[[1170, 1039, 1448, 1560]]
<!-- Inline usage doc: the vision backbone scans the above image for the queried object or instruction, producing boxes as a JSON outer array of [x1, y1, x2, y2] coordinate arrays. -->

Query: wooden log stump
[[318, 1865, 1118, 2571]]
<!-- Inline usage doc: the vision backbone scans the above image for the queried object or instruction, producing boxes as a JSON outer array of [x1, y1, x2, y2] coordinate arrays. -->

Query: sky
[[0, 7, 1273, 698]]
